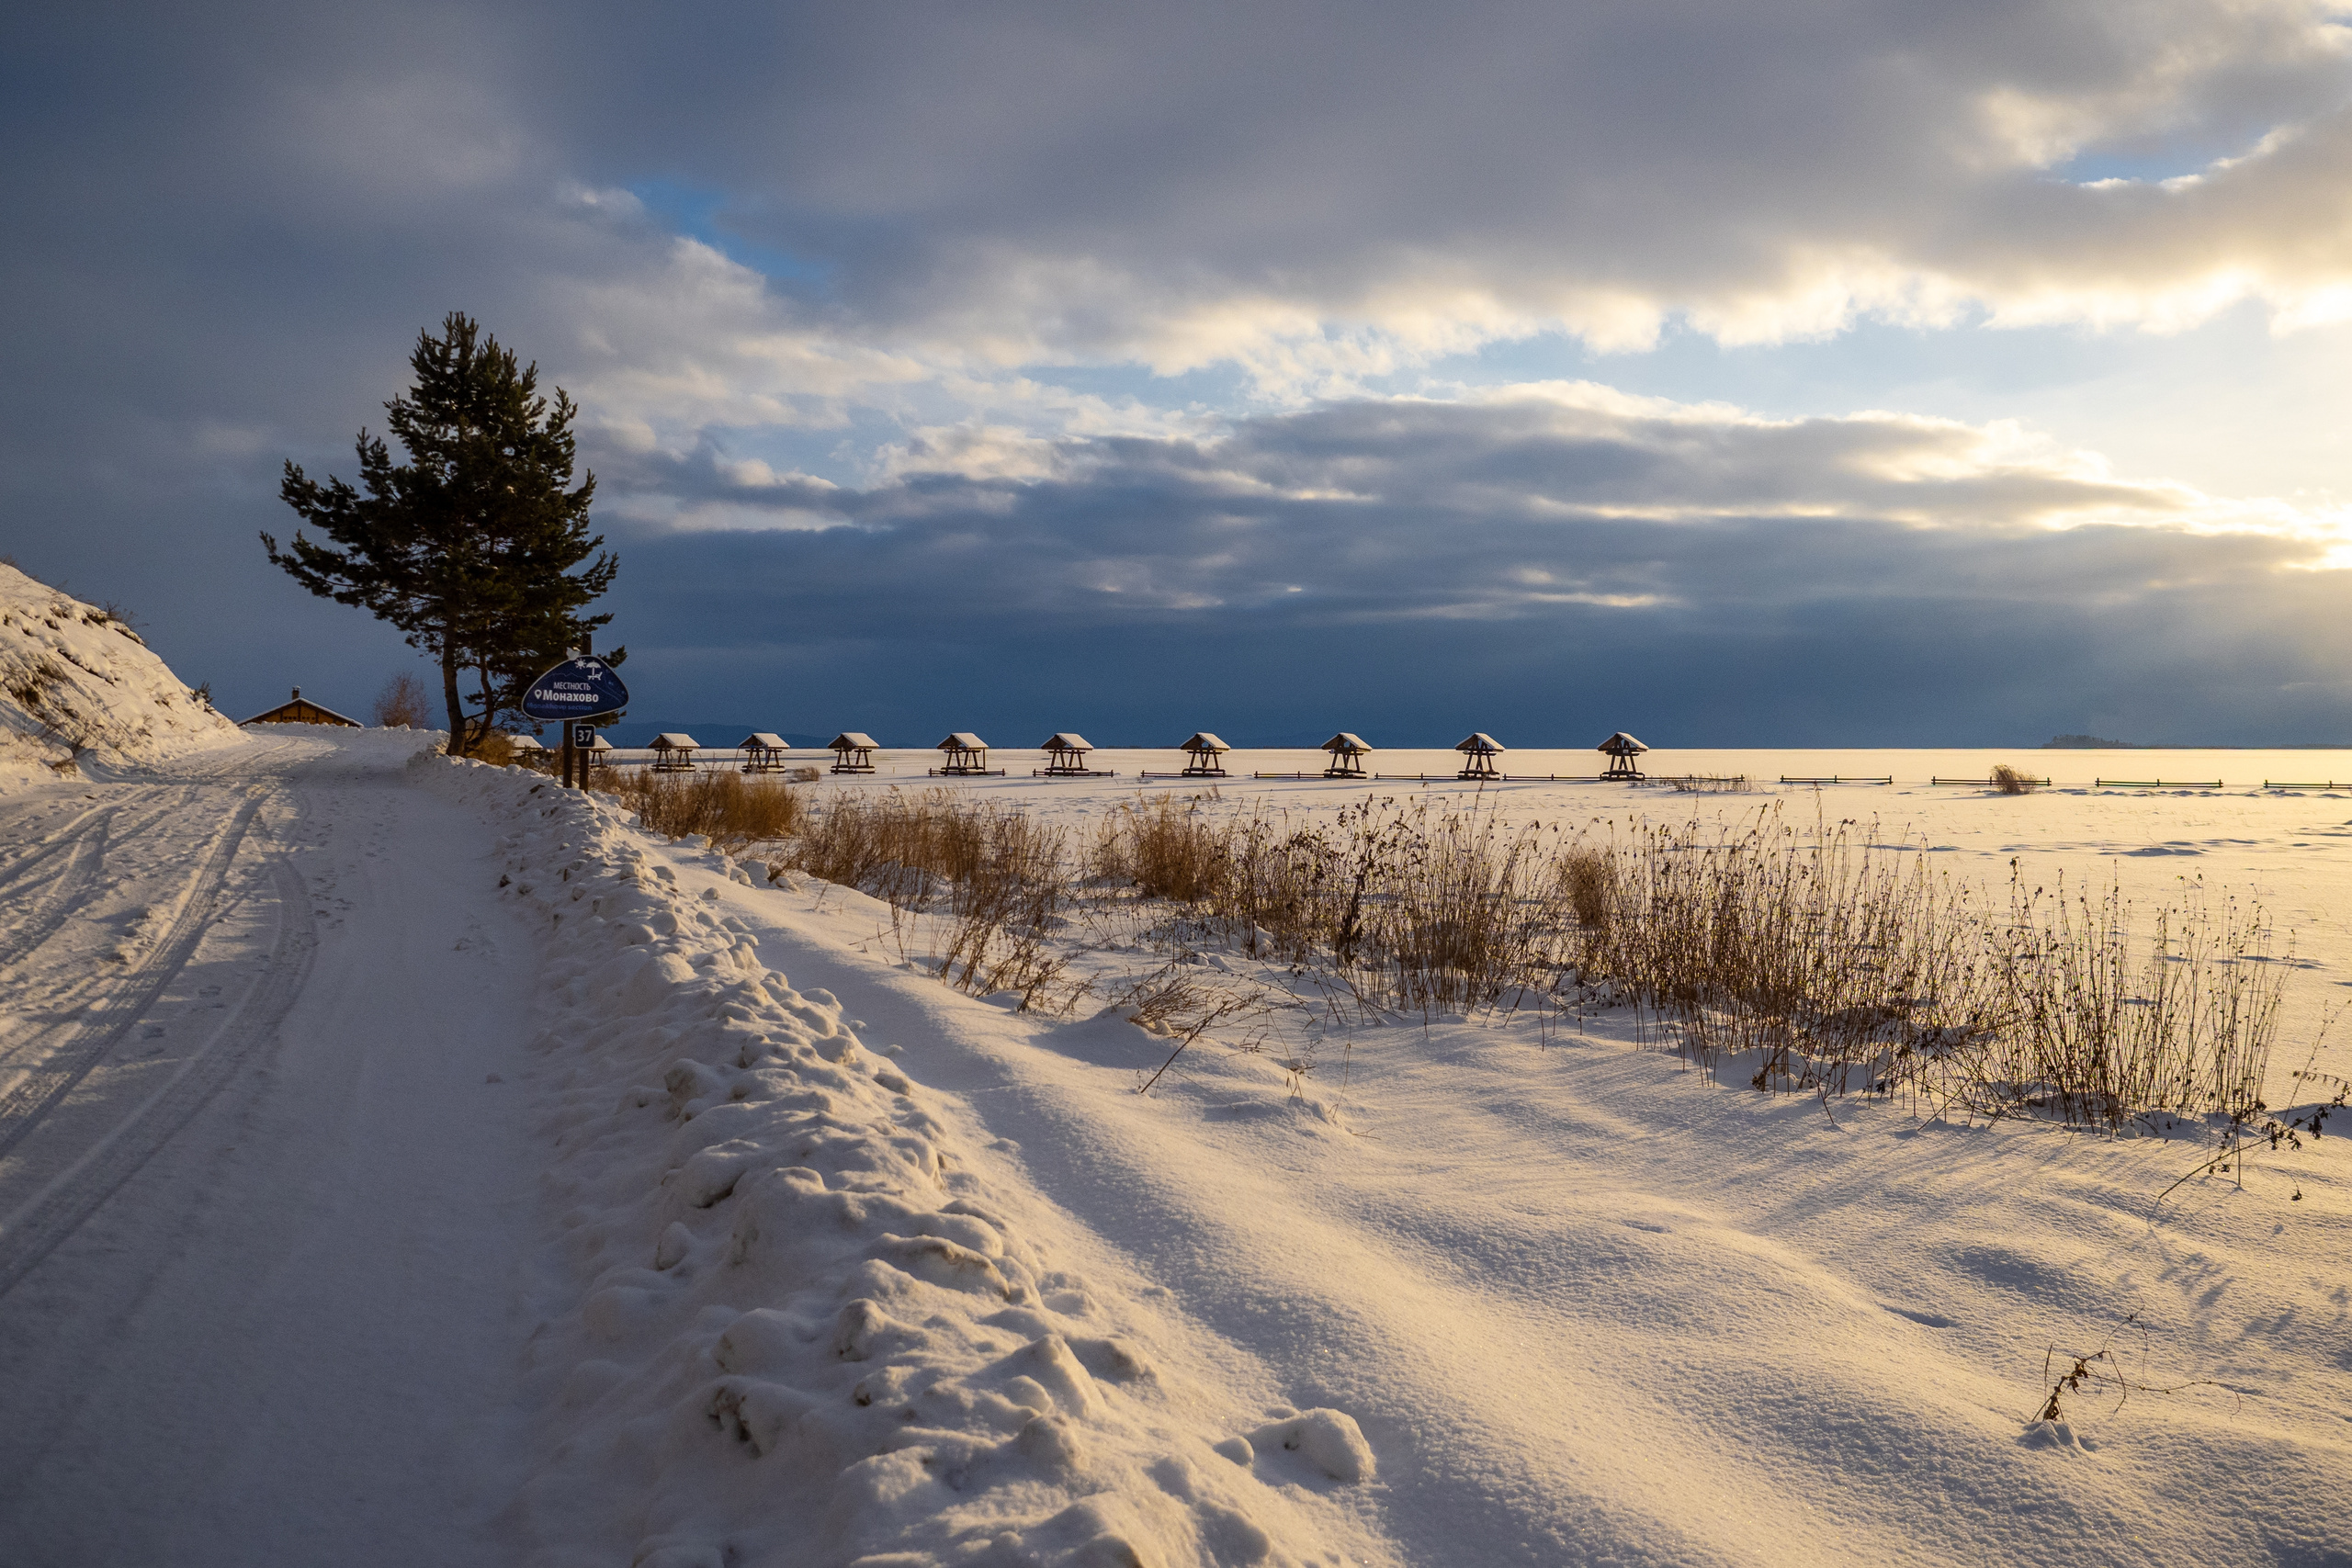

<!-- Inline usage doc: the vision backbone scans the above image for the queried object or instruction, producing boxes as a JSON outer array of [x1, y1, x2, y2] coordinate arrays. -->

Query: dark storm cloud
[[592, 397, 2352, 746]]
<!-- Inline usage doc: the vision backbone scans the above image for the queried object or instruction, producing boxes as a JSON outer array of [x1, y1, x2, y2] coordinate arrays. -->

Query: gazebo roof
[[1040, 732, 1092, 751], [584, 735, 613, 751], [939, 732, 988, 750], [650, 732, 700, 750], [1598, 731, 1649, 755], [831, 731, 879, 750], [1182, 732, 1231, 753], [738, 732, 787, 750], [1322, 732, 1371, 755], [507, 734, 546, 752], [1455, 732, 1505, 755]]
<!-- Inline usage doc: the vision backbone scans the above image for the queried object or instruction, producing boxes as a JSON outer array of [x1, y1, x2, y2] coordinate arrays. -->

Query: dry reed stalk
[[1991, 764, 2037, 795]]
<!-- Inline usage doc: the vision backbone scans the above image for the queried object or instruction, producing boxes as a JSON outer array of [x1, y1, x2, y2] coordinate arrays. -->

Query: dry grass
[[603, 768, 807, 855], [776, 789, 1079, 1009], [1563, 807, 2285, 1130]]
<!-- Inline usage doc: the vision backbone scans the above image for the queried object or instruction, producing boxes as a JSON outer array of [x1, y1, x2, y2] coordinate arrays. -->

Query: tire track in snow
[[0, 842, 316, 1299], [0, 788, 266, 1162], [0, 799, 113, 890]]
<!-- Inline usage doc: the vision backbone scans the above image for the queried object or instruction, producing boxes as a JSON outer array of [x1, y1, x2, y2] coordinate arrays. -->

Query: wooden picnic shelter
[[737, 732, 788, 773], [240, 686, 360, 728], [1455, 732, 1505, 780], [1599, 731, 1648, 781], [935, 732, 992, 775], [1039, 732, 1105, 776], [582, 733, 613, 770], [650, 732, 700, 773], [1180, 732, 1230, 777], [1322, 732, 1372, 778], [830, 732, 879, 773], [507, 734, 547, 768]]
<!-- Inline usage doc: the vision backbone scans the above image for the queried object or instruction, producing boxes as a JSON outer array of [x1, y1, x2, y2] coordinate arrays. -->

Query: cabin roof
[[1598, 731, 1649, 754], [1322, 731, 1371, 754], [240, 686, 361, 728], [650, 732, 700, 750], [831, 731, 879, 750], [1455, 732, 1505, 754], [1040, 732, 1092, 751], [1182, 732, 1230, 752], [738, 732, 787, 750], [939, 732, 988, 750]]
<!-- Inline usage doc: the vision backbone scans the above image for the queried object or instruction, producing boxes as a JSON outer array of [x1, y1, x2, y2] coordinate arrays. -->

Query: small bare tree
[[371, 671, 431, 728]]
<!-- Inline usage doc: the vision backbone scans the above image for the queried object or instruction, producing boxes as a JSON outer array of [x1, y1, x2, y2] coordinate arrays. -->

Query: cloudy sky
[[6, 0, 2352, 745]]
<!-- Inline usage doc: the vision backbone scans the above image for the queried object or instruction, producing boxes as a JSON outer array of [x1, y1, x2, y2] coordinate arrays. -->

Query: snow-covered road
[[0, 732, 545, 1566]]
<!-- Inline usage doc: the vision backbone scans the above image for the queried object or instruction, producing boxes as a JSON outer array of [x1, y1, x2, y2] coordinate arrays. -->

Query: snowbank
[[0, 563, 239, 788], [413, 752, 1375, 1568]]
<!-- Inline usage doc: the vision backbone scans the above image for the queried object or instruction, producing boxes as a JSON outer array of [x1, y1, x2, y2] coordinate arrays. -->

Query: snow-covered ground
[[3, 716, 2347, 1565], [0, 562, 241, 788]]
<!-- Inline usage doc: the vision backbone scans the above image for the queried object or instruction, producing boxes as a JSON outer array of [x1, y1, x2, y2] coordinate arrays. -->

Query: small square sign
[[571, 722, 598, 749]]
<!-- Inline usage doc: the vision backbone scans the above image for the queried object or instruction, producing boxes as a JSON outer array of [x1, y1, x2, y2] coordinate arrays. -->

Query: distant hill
[[2043, 733, 2352, 750]]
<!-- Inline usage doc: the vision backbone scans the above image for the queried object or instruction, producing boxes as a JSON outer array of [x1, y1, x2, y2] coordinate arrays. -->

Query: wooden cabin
[[1180, 732, 1230, 777], [738, 732, 788, 773], [240, 686, 359, 728], [1455, 731, 1505, 780], [830, 732, 879, 773], [1322, 732, 1372, 779], [1039, 732, 1102, 776], [649, 732, 700, 773], [935, 732, 991, 775], [1599, 731, 1649, 780]]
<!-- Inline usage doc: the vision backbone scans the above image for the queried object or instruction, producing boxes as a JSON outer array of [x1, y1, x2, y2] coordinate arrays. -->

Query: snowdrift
[[415, 753, 1377, 1568], [0, 563, 239, 788]]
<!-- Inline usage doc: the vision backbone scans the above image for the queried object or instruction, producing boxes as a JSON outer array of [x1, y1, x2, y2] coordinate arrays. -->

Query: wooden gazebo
[[508, 734, 547, 768], [1180, 732, 1230, 777], [240, 686, 360, 728], [1455, 732, 1505, 780], [650, 733, 700, 773], [935, 732, 992, 775], [1039, 732, 1107, 776], [737, 732, 788, 773], [1599, 732, 1648, 781], [830, 732, 879, 773], [1322, 732, 1372, 779], [582, 733, 614, 771]]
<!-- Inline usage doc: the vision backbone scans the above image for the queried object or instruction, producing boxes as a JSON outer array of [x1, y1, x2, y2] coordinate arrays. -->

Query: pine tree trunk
[[440, 642, 468, 755]]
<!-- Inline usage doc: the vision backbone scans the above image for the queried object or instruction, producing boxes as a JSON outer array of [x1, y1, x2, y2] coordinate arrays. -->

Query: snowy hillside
[[0, 562, 240, 787]]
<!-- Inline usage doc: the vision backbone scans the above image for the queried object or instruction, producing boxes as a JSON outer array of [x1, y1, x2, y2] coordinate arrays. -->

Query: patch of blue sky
[[628, 178, 835, 289]]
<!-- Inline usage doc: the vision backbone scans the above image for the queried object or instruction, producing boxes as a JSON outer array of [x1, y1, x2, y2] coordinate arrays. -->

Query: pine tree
[[264, 313, 620, 753]]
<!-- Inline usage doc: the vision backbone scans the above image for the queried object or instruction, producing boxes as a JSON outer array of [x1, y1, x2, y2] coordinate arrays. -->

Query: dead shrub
[[1991, 764, 2038, 795]]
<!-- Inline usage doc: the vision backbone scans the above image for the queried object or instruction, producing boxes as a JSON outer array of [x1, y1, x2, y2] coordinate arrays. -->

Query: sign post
[[523, 647, 631, 789]]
